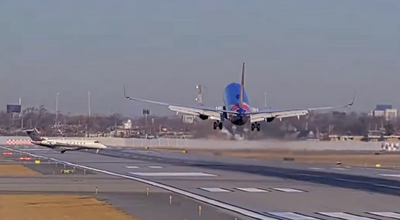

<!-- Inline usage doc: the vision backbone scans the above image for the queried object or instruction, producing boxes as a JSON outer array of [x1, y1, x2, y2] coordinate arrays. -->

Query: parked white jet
[[25, 129, 107, 154]]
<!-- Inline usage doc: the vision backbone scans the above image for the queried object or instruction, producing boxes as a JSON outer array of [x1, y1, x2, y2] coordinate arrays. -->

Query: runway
[[5, 145, 400, 220]]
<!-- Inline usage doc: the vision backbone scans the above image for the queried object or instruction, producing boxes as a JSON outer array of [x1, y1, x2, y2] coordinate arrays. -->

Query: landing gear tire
[[213, 121, 223, 130], [61, 150, 66, 154], [219, 121, 223, 130], [251, 123, 261, 131]]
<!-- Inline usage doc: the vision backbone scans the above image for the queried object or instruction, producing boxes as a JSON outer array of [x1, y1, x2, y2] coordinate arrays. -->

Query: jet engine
[[266, 117, 275, 122], [198, 114, 209, 120]]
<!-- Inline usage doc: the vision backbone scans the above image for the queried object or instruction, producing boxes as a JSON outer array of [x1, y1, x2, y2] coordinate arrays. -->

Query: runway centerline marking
[[129, 172, 217, 177], [265, 212, 322, 220], [373, 184, 400, 190], [297, 173, 322, 177], [147, 165, 163, 169], [317, 212, 378, 220], [235, 188, 269, 193], [199, 188, 231, 192], [379, 174, 400, 177], [367, 212, 400, 219], [0, 146, 279, 220], [124, 166, 139, 169], [308, 167, 324, 170], [332, 178, 364, 183], [272, 188, 305, 193]]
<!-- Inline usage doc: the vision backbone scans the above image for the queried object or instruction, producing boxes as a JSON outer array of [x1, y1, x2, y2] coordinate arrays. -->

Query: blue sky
[[0, 0, 399, 116]]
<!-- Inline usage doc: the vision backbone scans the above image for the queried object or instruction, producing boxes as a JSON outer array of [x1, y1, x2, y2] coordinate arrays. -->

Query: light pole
[[264, 92, 267, 108], [56, 92, 60, 122], [88, 91, 91, 118], [195, 85, 204, 106]]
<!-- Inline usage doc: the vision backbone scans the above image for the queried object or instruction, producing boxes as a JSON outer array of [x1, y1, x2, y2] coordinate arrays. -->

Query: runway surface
[[0, 147, 251, 220], [5, 145, 400, 220]]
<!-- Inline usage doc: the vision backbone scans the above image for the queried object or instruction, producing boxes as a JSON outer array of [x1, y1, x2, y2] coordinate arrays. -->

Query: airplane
[[123, 62, 355, 131], [25, 128, 107, 154]]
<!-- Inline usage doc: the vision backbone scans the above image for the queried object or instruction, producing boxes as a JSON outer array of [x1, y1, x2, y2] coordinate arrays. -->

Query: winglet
[[347, 91, 356, 107], [123, 85, 129, 99]]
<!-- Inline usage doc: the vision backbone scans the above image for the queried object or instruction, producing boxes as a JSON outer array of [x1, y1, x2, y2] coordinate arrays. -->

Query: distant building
[[385, 109, 397, 121], [372, 110, 385, 117], [370, 104, 397, 121], [376, 104, 393, 110]]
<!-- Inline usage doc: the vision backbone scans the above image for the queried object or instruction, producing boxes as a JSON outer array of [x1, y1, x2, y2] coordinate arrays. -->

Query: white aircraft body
[[26, 129, 107, 154], [124, 63, 355, 131]]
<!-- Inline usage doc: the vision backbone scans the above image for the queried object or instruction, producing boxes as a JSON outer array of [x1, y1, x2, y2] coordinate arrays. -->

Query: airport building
[[369, 104, 397, 121]]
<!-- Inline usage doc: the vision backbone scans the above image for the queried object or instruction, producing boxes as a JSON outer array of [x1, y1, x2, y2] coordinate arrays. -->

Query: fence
[[0, 136, 387, 151]]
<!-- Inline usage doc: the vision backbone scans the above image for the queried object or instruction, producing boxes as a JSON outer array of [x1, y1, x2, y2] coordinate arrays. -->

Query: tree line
[[0, 106, 397, 139]]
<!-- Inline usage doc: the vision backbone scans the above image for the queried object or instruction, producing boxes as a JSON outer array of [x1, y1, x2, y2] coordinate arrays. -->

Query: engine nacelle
[[198, 114, 209, 120], [266, 117, 275, 122]]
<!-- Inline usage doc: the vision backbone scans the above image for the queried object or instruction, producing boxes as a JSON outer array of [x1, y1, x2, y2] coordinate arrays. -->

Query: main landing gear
[[251, 122, 261, 131], [213, 121, 223, 130]]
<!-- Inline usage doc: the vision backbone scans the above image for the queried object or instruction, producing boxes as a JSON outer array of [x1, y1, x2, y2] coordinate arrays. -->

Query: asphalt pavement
[[0, 147, 251, 220], [5, 145, 400, 220]]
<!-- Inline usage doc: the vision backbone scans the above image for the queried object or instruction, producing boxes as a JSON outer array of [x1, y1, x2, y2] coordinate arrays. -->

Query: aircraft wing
[[123, 86, 237, 120], [247, 92, 356, 123]]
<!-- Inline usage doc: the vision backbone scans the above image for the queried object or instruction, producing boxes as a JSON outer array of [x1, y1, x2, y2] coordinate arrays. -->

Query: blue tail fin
[[239, 62, 245, 108]]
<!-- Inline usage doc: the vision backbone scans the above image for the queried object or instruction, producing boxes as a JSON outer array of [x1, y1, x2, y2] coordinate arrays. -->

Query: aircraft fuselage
[[223, 82, 251, 126], [30, 139, 107, 153]]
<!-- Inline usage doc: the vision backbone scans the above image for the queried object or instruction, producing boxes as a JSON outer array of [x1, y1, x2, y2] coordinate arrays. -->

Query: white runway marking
[[266, 212, 322, 220], [308, 167, 324, 170], [199, 187, 231, 192], [147, 166, 163, 169], [373, 183, 400, 190], [331, 167, 348, 171], [124, 166, 139, 169], [379, 174, 400, 177], [272, 188, 305, 193], [317, 212, 378, 220], [235, 188, 269, 193], [129, 172, 217, 177], [367, 212, 400, 219]]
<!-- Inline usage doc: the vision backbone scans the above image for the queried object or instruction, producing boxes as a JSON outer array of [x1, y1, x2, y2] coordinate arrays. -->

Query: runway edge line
[[0, 146, 278, 220]]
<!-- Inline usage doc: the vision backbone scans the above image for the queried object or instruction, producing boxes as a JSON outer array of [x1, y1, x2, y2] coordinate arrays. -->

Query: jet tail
[[25, 128, 45, 141], [239, 62, 245, 108]]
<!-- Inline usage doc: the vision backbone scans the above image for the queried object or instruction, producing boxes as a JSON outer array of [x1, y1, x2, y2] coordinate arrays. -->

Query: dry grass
[[0, 194, 139, 220], [0, 165, 42, 176]]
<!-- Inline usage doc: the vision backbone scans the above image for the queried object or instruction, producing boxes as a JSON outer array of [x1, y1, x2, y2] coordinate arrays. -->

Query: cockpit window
[[94, 141, 100, 143]]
